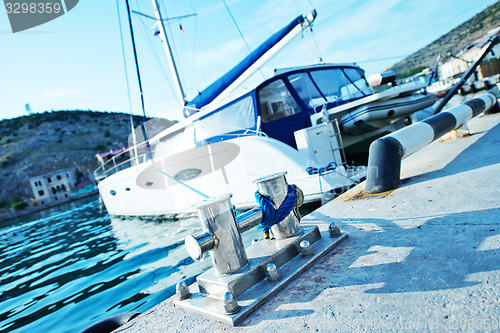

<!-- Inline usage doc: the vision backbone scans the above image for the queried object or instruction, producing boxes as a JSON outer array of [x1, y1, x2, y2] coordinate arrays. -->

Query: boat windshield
[[258, 79, 302, 123], [288, 67, 373, 110], [194, 95, 256, 144]]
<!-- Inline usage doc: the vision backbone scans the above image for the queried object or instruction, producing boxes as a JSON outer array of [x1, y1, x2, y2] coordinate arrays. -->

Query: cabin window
[[308, 68, 372, 106], [38, 190, 44, 196], [57, 175, 62, 180], [341, 68, 372, 99], [194, 96, 255, 142], [258, 79, 301, 123], [308, 69, 347, 104], [288, 73, 325, 108]]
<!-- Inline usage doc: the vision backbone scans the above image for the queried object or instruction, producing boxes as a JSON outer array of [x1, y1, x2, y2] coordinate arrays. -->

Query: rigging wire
[[306, 0, 316, 9], [221, 0, 265, 80], [178, 1, 199, 97], [301, 0, 322, 63], [155, 0, 198, 97], [193, 17, 224, 94], [187, 16, 198, 95], [115, 0, 139, 160], [124, 0, 151, 152], [114, 0, 212, 200], [134, 14, 178, 100], [355, 55, 410, 63], [304, 27, 323, 63], [115, 0, 133, 117], [150, 165, 209, 199], [130, 2, 197, 108], [115, 0, 135, 132], [157, 1, 195, 105]]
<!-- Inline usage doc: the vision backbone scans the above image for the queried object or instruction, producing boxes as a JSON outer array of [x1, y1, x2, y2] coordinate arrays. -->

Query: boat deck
[[116, 110, 500, 332]]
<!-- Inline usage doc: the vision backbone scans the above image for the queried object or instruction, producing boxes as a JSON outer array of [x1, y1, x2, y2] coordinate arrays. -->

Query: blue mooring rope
[[255, 185, 297, 233], [306, 162, 337, 175]]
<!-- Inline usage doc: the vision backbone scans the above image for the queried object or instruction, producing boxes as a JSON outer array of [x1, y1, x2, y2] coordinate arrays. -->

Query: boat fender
[[80, 311, 141, 333], [367, 71, 396, 87], [255, 185, 298, 235]]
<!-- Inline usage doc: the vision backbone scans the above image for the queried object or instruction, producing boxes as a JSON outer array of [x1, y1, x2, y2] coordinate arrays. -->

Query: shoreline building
[[440, 27, 500, 81], [29, 169, 77, 205]]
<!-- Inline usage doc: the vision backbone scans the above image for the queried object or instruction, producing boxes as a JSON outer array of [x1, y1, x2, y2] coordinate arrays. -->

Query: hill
[[388, 1, 500, 78], [0, 110, 176, 208]]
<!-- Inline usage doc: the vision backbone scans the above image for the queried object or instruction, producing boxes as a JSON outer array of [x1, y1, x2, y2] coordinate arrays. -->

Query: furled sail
[[184, 11, 316, 117]]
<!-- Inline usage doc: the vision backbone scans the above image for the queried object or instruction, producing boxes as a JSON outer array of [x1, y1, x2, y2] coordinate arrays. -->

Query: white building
[[30, 169, 77, 205], [439, 27, 500, 81]]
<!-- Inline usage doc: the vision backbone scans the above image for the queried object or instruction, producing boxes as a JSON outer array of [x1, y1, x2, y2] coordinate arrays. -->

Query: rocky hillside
[[0, 110, 176, 205], [388, 1, 500, 78]]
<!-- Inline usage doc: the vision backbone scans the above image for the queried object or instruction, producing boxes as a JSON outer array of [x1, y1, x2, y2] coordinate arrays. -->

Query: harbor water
[[0, 195, 262, 333]]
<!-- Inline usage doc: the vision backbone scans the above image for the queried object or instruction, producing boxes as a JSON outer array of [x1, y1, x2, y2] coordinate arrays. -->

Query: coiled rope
[[255, 184, 304, 234]]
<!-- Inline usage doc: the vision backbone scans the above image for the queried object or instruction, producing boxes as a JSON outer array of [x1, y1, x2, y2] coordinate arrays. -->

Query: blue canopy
[[184, 15, 304, 117]]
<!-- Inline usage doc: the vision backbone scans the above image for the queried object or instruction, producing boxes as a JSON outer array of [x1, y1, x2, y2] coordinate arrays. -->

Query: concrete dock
[[116, 110, 500, 332]]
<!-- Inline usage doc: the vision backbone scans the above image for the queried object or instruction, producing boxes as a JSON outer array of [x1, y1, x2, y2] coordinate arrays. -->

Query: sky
[[0, 0, 498, 121]]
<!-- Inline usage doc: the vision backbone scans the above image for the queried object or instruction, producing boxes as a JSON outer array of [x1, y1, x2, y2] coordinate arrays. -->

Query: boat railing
[[94, 129, 267, 182], [240, 128, 268, 138], [197, 127, 268, 145], [94, 142, 151, 182]]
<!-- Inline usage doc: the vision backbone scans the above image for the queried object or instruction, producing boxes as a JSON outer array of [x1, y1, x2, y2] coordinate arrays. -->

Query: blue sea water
[[0, 196, 218, 333]]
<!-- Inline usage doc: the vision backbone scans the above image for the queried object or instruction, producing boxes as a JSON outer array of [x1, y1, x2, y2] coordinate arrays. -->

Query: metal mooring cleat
[[186, 193, 248, 276], [174, 172, 348, 326]]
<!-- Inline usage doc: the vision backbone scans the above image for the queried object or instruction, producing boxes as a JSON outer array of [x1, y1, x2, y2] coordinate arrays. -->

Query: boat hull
[[98, 136, 364, 218]]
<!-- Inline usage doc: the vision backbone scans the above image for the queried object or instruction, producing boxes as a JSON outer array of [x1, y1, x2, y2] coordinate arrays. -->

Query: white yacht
[[95, 6, 435, 218]]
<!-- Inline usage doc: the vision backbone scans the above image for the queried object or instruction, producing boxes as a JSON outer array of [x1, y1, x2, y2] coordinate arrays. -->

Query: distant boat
[[95, 4, 435, 218]]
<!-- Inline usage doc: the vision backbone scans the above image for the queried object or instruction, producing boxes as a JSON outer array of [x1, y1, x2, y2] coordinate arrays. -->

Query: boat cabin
[[192, 63, 373, 148]]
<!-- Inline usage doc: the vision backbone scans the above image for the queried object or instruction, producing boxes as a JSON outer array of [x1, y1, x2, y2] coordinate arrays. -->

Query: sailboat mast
[[151, 0, 187, 106]]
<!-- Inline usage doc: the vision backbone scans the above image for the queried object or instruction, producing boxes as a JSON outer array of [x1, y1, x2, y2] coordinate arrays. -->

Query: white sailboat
[[95, 3, 435, 218]]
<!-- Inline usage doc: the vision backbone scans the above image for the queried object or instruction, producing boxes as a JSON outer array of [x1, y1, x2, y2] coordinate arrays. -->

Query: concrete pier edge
[[116, 109, 500, 333]]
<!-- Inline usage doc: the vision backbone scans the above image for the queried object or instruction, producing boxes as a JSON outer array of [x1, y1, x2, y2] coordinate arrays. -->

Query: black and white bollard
[[366, 93, 498, 193]]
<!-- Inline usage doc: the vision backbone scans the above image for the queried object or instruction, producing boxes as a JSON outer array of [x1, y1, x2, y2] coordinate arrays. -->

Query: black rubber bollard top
[[365, 136, 404, 194]]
